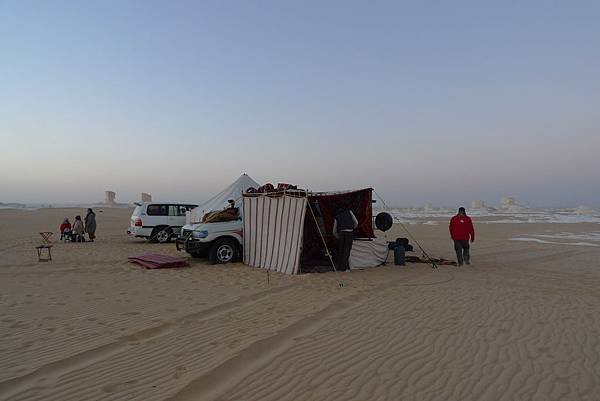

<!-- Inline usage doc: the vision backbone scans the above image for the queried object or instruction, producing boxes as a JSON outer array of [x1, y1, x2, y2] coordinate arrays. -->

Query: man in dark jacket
[[333, 207, 358, 271], [84, 208, 97, 242], [449, 207, 475, 266]]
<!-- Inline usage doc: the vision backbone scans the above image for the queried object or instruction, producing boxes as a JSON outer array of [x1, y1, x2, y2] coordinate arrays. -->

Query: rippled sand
[[0, 208, 599, 400]]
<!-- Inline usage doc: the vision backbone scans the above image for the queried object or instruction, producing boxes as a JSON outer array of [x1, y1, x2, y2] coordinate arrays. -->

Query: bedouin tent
[[187, 174, 260, 224], [243, 188, 384, 275]]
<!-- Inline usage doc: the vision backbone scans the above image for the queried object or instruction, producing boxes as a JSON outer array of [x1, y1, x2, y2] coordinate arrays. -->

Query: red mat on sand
[[128, 253, 190, 269]]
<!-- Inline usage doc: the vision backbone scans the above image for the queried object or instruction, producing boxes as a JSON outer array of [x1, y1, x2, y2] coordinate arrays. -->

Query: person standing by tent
[[84, 208, 97, 242], [333, 207, 358, 271], [449, 207, 475, 266]]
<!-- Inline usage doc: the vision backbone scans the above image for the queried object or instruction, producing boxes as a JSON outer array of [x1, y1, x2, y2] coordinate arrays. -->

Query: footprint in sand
[[173, 365, 187, 379], [101, 379, 139, 393]]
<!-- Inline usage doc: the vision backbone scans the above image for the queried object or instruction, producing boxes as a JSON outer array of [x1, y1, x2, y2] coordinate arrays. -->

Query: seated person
[[60, 218, 72, 240], [226, 199, 239, 214]]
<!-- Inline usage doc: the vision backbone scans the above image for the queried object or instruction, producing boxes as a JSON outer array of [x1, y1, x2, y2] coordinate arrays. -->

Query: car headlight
[[191, 230, 208, 239]]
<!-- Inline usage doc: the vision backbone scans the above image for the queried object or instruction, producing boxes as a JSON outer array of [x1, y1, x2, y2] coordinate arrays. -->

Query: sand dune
[[0, 208, 599, 400]]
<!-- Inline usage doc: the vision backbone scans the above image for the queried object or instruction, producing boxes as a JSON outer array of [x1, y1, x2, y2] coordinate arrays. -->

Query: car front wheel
[[209, 238, 237, 264]]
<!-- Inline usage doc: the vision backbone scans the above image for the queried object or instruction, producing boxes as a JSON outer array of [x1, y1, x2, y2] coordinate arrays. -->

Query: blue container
[[394, 245, 405, 266]]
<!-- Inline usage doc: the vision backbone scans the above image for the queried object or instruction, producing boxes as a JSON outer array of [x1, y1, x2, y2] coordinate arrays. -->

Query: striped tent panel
[[243, 195, 307, 275], [349, 238, 389, 269]]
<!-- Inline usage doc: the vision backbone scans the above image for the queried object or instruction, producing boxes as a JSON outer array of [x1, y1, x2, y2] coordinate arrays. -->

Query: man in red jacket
[[449, 207, 475, 266]]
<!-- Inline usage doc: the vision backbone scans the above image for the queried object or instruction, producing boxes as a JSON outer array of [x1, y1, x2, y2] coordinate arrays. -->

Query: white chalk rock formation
[[500, 196, 529, 213], [575, 205, 600, 215], [96, 190, 129, 208], [105, 191, 116, 205], [472, 199, 485, 209], [500, 197, 516, 210]]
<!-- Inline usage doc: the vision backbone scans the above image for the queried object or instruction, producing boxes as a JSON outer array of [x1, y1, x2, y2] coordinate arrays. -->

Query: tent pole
[[305, 195, 345, 287]]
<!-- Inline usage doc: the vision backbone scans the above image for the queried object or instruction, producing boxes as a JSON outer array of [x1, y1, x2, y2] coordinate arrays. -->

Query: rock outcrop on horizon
[[105, 191, 117, 205], [0, 202, 27, 209], [471, 199, 485, 209], [499, 196, 529, 213], [574, 205, 600, 215], [95, 191, 129, 208]]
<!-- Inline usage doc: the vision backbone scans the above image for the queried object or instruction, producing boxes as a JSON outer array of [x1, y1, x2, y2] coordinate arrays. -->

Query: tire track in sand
[[216, 273, 600, 401], [166, 271, 450, 401], [1, 270, 432, 401], [0, 283, 295, 400]]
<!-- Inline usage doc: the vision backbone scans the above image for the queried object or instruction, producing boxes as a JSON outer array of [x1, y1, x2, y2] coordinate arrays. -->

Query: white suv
[[127, 202, 198, 243], [176, 219, 243, 264]]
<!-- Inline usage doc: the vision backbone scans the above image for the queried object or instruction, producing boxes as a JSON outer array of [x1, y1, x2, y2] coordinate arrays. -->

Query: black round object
[[375, 212, 393, 232], [396, 237, 409, 247]]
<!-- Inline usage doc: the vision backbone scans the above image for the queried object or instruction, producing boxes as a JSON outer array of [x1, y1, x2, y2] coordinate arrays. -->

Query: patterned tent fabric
[[243, 195, 308, 275]]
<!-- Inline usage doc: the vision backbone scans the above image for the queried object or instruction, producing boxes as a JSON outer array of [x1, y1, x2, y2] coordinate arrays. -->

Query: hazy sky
[[1, 1, 599, 207]]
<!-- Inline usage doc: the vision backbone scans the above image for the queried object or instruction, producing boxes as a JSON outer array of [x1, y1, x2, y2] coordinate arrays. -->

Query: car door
[[167, 205, 185, 230], [146, 204, 168, 228]]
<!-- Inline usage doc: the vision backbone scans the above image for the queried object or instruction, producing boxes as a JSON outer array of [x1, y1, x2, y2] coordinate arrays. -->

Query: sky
[[1, 0, 599, 208]]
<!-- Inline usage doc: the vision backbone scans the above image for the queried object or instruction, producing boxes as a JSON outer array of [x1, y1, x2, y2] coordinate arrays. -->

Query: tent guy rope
[[373, 189, 439, 269]]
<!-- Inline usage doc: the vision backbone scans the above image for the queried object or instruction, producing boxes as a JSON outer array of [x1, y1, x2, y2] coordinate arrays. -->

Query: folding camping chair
[[36, 232, 54, 262], [39, 232, 53, 244], [36, 245, 53, 262]]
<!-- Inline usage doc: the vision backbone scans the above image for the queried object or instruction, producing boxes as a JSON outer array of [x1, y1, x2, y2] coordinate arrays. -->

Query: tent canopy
[[243, 188, 375, 274], [188, 174, 259, 224], [301, 189, 374, 269]]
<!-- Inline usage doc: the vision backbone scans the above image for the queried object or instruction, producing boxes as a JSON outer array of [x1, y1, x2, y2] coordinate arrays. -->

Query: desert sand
[[0, 207, 599, 400]]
